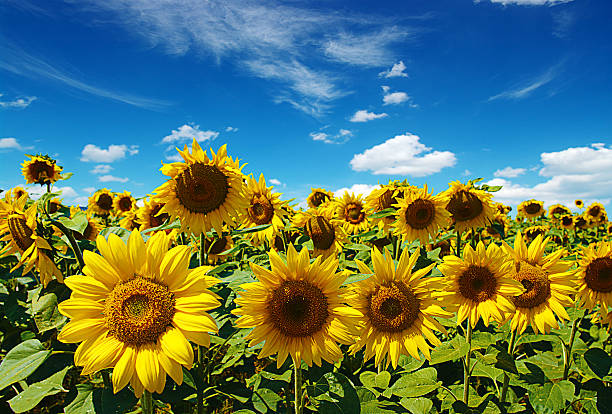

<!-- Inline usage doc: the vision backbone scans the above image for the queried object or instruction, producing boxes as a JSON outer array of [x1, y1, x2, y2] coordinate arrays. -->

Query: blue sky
[[1, 0, 611, 210]]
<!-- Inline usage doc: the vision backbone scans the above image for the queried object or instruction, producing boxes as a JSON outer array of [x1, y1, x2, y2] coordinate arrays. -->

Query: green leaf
[[64, 384, 95, 414], [375, 371, 391, 389], [32, 292, 67, 333], [232, 224, 272, 235], [584, 347, 612, 379], [530, 380, 575, 414], [311, 372, 360, 414], [495, 349, 518, 375], [399, 397, 433, 414], [367, 208, 396, 219], [388, 367, 439, 398], [430, 336, 470, 365], [0, 339, 51, 391], [252, 388, 281, 413], [8, 366, 69, 413]]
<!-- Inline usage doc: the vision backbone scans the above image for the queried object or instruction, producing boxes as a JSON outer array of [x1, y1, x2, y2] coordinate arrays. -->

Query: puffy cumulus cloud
[[91, 164, 113, 174], [350, 133, 456, 176], [98, 175, 129, 183], [494, 166, 527, 178], [378, 61, 408, 78], [0, 94, 37, 109], [487, 143, 612, 208], [310, 129, 352, 144], [350, 109, 388, 123], [80, 144, 139, 163], [269, 178, 282, 186], [162, 123, 219, 144], [381, 86, 417, 107], [0, 137, 22, 150], [333, 184, 378, 197]]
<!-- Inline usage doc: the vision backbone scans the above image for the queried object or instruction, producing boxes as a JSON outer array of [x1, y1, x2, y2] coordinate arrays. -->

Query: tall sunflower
[[293, 207, 347, 258], [332, 192, 370, 235], [152, 140, 247, 235], [438, 241, 523, 328], [444, 181, 496, 233], [113, 191, 136, 216], [0, 194, 62, 286], [57, 230, 220, 397], [138, 199, 170, 232], [575, 199, 584, 209], [88, 189, 115, 217], [394, 185, 450, 244], [306, 188, 334, 209], [347, 247, 452, 368], [21, 154, 62, 185], [585, 202, 605, 221], [518, 200, 545, 220], [242, 174, 287, 245], [576, 241, 612, 317], [232, 245, 361, 368], [524, 225, 548, 243], [203, 233, 234, 264], [502, 233, 576, 334], [364, 183, 405, 232], [548, 204, 571, 221], [10, 186, 28, 202]]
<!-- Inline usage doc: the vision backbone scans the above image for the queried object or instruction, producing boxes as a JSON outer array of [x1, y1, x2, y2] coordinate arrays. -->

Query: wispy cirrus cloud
[[0, 40, 170, 110], [488, 63, 563, 101], [475, 0, 574, 5], [0, 93, 37, 109], [310, 128, 353, 144]]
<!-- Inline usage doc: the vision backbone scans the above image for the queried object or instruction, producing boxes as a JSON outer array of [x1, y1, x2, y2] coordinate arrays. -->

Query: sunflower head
[[113, 191, 136, 216], [88, 189, 115, 217], [48, 197, 63, 214], [21, 154, 63, 185], [444, 181, 495, 233], [152, 139, 247, 235], [203, 233, 234, 264], [560, 215, 574, 230], [586, 202, 605, 221], [10, 186, 28, 202], [364, 183, 407, 231], [332, 192, 369, 235], [518, 199, 545, 220], [548, 204, 571, 221], [394, 185, 450, 244], [307, 188, 334, 209], [137, 199, 170, 231], [575, 199, 584, 208], [119, 208, 140, 231], [574, 215, 588, 230], [243, 174, 288, 244], [70, 207, 101, 242], [576, 241, 612, 316], [524, 225, 548, 243], [293, 207, 346, 258]]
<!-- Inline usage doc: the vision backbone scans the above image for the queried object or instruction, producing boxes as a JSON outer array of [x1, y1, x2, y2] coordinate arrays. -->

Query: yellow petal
[[159, 327, 194, 366], [112, 346, 136, 394]]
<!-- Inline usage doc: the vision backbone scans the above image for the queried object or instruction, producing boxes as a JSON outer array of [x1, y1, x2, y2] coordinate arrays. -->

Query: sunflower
[[576, 241, 612, 317], [119, 208, 140, 231], [138, 199, 170, 232], [242, 174, 287, 245], [113, 191, 136, 216], [496, 203, 512, 215], [585, 202, 605, 221], [394, 185, 450, 244], [575, 199, 584, 209], [69, 206, 100, 242], [548, 204, 571, 221], [502, 232, 576, 334], [364, 183, 404, 232], [560, 215, 574, 230], [306, 188, 334, 209], [574, 215, 588, 230], [293, 207, 347, 258], [21, 154, 62, 185], [88, 189, 115, 217], [524, 225, 549, 243], [152, 139, 247, 235], [0, 194, 62, 286], [10, 186, 28, 201], [482, 213, 510, 239], [444, 181, 496, 233], [332, 192, 370, 235], [347, 247, 452, 368], [518, 199, 545, 220], [232, 245, 361, 368], [48, 197, 63, 214], [57, 230, 220, 397], [203, 234, 234, 264], [438, 241, 523, 328]]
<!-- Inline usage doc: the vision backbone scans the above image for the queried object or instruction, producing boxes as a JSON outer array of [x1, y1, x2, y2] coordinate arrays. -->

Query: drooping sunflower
[[332, 192, 370, 235], [548, 204, 571, 221], [560, 215, 574, 230], [10, 186, 28, 202], [364, 183, 406, 232], [524, 225, 549, 243], [518, 199, 545, 220], [119, 208, 140, 231], [57, 230, 220, 397], [585, 202, 605, 221], [394, 185, 450, 244], [575, 199, 584, 209], [242, 174, 288, 245], [444, 181, 496, 233], [88, 189, 115, 217], [576, 241, 612, 317], [232, 245, 361, 368], [438, 241, 523, 328], [203, 233, 234, 264], [152, 139, 247, 235], [47, 197, 63, 214], [138, 199, 170, 232], [0, 194, 62, 286], [113, 191, 136, 216], [347, 247, 452, 368], [502, 232, 576, 334], [482, 213, 510, 240], [293, 207, 347, 258], [574, 215, 589, 230], [306, 187, 334, 209], [21, 154, 62, 185]]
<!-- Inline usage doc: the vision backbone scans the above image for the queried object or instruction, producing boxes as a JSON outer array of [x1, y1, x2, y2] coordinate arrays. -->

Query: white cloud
[[378, 61, 409, 78], [98, 175, 129, 183], [333, 184, 378, 197], [310, 129, 352, 144], [494, 166, 527, 178], [463, 169, 472, 176], [225, 126, 238, 132], [477, 0, 573, 5], [488, 64, 560, 101], [350, 110, 388, 123], [26, 185, 78, 200], [91, 164, 113, 174], [269, 178, 282, 186], [0, 94, 37, 109], [80, 144, 139, 163], [350, 132, 457, 176], [162, 123, 219, 144], [0, 137, 22, 150], [487, 143, 612, 208], [381, 86, 417, 107], [165, 153, 183, 162], [82, 187, 95, 194]]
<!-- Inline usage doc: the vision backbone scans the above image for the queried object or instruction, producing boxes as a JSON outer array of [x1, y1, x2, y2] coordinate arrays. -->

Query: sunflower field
[[1, 141, 611, 414]]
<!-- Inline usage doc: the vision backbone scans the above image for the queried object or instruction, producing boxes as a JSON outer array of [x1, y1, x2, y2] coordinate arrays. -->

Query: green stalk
[[463, 319, 473, 405], [394, 235, 401, 261], [294, 362, 303, 414], [101, 370, 112, 390], [456, 230, 462, 257], [141, 390, 153, 414], [50, 219, 85, 272], [563, 314, 582, 380], [500, 329, 517, 403], [197, 232, 206, 414]]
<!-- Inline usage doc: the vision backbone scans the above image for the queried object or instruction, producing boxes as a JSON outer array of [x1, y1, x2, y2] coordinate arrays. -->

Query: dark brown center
[[175, 163, 229, 214], [368, 281, 420, 332], [524, 203, 542, 215], [248, 194, 274, 225], [458, 265, 498, 302], [310, 191, 330, 207], [29, 160, 56, 184], [405, 198, 435, 229], [446, 190, 483, 222], [96, 194, 113, 212], [149, 204, 169, 228], [118, 197, 133, 212], [205, 237, 229, 255], [585, 257, 612, 293], [512, 262, 551, 308], [305, 216, 335, 251], [588, 206, 601, 218], [344, 203, 365, 224], [8, 215, 34, 252]]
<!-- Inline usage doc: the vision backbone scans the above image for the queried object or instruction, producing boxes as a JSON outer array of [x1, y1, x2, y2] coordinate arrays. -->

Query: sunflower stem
[[141, 390, 154, 414], [394, 235, 401, 261], [500, 328, 517, 403], [456, 230, 462, 257], [101, 370, 111, 389], [199, 233, 206, 266], [462, 319, 472, 406], [294, 362, 303, 414], [563, 312, 583, 380], [49, 219, 85, 272], [197, 345, 204, 414]]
